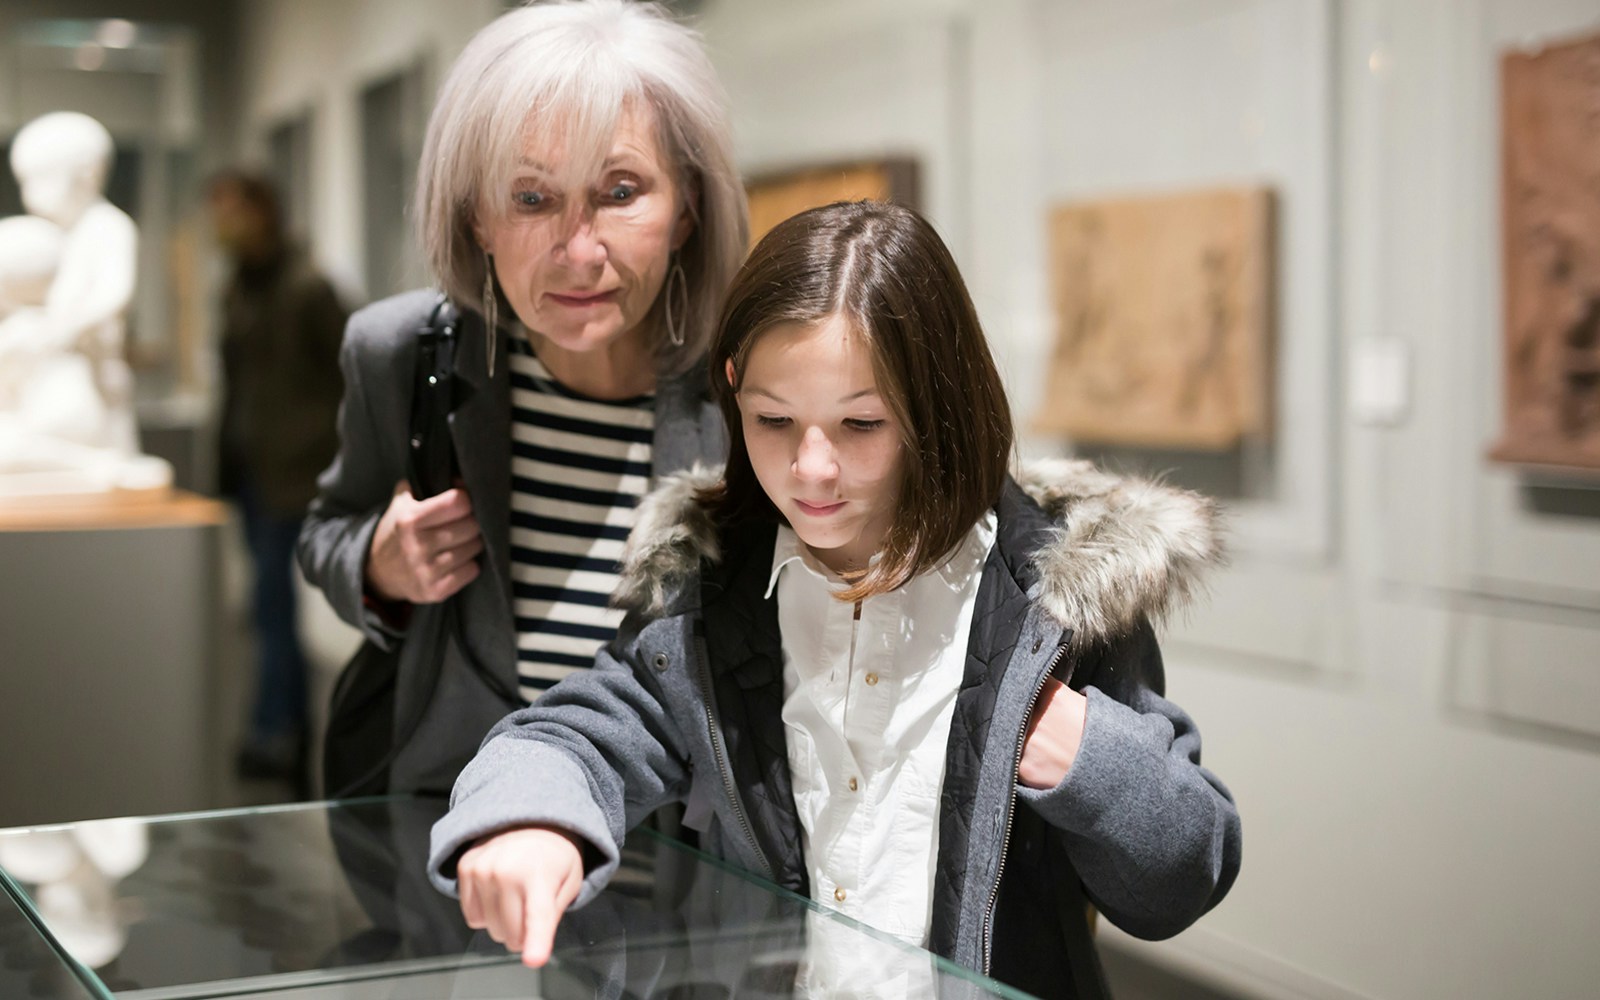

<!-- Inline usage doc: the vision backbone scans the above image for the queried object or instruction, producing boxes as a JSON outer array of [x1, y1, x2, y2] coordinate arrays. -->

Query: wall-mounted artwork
[[744, 157, 919, 248], [1034, 186, 1274, 450], [1490, 30, 1600, 473]]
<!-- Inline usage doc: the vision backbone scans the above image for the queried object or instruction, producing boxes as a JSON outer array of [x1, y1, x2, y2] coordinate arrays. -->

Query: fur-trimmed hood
[[613, 459, 1223, 645]]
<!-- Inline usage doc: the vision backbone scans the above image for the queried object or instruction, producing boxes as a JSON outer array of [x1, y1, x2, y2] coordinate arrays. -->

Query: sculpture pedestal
[[0, 490, 228, 826]]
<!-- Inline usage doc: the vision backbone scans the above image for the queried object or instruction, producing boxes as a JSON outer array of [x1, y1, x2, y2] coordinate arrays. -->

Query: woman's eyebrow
[[515, 156, 640, 174]]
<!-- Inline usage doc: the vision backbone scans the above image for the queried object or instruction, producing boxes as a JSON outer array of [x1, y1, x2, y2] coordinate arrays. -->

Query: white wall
[[234, 2, 1600, 997]]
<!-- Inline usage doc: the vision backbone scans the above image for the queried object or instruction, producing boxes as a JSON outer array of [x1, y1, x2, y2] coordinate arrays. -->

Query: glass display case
[[0, 796, 1034, 999]]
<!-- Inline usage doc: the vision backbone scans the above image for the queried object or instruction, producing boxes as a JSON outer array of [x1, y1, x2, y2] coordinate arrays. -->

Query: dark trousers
[[238, 480, 310, 741]]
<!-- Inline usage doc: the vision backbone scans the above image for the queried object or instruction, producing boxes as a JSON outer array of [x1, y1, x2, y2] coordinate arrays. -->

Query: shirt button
[[848, 777, 859, 792], [865, 673, 879, 686], [834, 886, 847, 902]]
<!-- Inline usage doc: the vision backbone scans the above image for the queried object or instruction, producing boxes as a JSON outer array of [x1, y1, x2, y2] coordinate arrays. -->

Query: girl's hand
[[1019, 677, 1088, 789], [456, 826, 586, 967], [365, 480, 483, 604]]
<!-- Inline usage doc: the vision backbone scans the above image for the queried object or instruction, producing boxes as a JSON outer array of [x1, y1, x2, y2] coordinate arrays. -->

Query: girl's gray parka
[[429, 461, 1242, 1000], [296, 290, 727, 795]]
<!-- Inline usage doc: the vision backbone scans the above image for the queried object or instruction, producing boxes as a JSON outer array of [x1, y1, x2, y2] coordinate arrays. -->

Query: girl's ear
[[724, 358, 736, 388]]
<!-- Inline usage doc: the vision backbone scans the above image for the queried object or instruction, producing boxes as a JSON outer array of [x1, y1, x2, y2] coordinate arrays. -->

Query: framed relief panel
[[1034, 186, 1274, 450], [745, 157, 919, 249], [1489, 29, 1600, 473]]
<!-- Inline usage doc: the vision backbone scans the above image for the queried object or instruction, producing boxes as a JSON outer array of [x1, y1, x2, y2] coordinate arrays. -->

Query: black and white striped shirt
[[508, 336, 653, 702]]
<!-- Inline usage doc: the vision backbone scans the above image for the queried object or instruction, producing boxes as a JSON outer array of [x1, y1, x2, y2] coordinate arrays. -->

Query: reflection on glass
[[0, 818, 148, 970], [794, 908, 939, 998]]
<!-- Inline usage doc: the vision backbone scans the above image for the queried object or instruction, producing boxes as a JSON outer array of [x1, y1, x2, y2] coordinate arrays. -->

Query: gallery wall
[[230, 1, 1600, 997]]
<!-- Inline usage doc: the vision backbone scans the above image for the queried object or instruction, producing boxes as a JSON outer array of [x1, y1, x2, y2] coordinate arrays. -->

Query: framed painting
[[1034, 186, 1274, 450], [744, 157, 919, 248], [1490, 29, 1600, 473]]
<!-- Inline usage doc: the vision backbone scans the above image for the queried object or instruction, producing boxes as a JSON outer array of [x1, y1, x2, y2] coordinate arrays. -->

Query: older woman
[[299, 0, 746, 797]]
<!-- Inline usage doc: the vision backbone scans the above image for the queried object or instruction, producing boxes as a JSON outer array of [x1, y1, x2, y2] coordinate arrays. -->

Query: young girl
[[428, 201, 1241, 999]]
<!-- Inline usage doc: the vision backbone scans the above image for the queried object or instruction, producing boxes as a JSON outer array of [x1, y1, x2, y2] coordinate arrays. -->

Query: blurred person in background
[[297, 0, 747, 796], [208, 169, 348, 787]]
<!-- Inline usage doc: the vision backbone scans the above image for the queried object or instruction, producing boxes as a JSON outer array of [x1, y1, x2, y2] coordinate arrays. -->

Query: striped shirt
[[508, 335, 654, 702]]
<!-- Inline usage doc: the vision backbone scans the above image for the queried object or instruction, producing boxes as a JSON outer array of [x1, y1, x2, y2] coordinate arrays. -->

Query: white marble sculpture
[[0, 215, 62, 413], [0, 111, 170, 498]]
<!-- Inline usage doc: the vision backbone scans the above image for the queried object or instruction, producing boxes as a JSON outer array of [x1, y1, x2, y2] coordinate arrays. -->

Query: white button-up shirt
[[769, 511, 997, 945]]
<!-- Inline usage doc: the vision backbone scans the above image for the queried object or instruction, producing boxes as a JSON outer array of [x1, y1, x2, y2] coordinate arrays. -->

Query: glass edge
[[0, 862, 115, 1000], [0, 794, 416, 836], [634, 827, 1040, 1000], [108, 952, 516, 1000]]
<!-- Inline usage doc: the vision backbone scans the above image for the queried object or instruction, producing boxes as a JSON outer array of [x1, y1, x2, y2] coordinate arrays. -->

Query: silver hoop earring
[[481, 251, 498, 379], [664, 256, 687, 348]]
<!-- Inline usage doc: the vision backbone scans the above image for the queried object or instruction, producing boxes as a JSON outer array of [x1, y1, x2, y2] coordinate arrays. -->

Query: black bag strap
[[406, 297, 459, 500], [403, 298, 520, 674], [397, 296, 519, 707]]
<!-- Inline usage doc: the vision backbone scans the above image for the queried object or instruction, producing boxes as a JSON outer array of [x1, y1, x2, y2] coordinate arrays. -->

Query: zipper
[[692, 634, 776, 883], [981, 638, 1071, 975]]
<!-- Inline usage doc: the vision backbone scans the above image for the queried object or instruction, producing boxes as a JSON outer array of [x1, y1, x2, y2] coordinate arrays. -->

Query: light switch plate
[[1349, 337, 1410, 426]]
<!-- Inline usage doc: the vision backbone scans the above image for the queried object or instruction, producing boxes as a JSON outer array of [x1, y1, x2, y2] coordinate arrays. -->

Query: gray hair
[[415, 0, 747, 374]]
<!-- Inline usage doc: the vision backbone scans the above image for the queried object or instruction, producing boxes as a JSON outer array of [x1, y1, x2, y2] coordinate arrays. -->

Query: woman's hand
[[365, 480, 484, 604], [457, 826, 586, 967], [1019, 677, 1088, 790]]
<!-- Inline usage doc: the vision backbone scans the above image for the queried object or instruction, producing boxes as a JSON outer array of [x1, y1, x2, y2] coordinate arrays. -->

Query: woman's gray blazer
[[297, 289, 727, 795]]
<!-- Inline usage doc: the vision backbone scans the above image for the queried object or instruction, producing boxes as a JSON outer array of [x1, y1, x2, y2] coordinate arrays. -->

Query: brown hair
[[204, 169, 285, 242], [705, 200, 1014, 602]]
